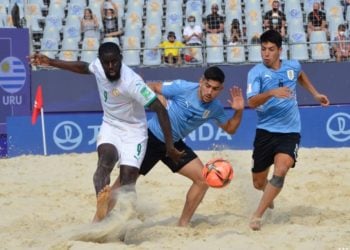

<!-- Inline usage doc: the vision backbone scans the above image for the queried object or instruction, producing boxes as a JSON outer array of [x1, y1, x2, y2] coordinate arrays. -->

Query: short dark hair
[[204, 66, 225, 83], [338, 24, 346, 31], [260, 29, 282, 48], [167, 31, 176, 39], [98, 42, 122, 58]]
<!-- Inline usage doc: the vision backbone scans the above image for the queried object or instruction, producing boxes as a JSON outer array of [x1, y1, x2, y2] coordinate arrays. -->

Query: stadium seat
[[285, 0, 303, 22], [67, 2, 85, 18], [63, 24, 81, 44], [302, 0, 317, 14], [248, 44, 262, 62], [185, 0, 203, 25], [48, 3, 65, 19], [40, 37, 59, 59], [42, 26, 61, 42], [59, 37, 79, 61], [290, 43, 309, 61], [45, 15, 63, 31], [126, 0, 144, 17], [206, 33, 224, 64], [143, 49, 161, 66], [80, 37, 99, 63], [280, 44, 289, 60], [122, 36, 141, 66], [144, 23, 162, 45], [309, 31, 330, 60], [166, 0, 182, 14], [244, 0, 261, 12], [226, 45, 246, 63], [145, 0, 163, 25], [0, 0, 9, 8]]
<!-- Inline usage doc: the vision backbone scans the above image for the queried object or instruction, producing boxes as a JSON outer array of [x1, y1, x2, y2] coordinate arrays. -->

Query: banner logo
[[0, 56, 26, 94], [326, 112, 350, 142], [53, 121, 83, 150]]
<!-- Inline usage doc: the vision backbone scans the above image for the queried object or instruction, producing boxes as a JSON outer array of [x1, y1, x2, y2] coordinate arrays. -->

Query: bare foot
[[249, 217, 262, 231], [93, 185, 111, 223]]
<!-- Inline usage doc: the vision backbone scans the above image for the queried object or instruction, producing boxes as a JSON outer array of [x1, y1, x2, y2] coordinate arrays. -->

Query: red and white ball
[[202, 158, 234, 188]]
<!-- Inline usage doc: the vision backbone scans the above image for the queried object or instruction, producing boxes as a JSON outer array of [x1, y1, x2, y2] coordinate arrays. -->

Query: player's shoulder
[[248, 63, 265, 75], [282, 59, 301, 70]]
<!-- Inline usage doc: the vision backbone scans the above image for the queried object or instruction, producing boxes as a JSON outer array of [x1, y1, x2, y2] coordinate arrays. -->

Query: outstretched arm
[[298, 71, 330, 106], [220, 86, 244, 134], [148, 98, 185, 163], [29, 53, 90, 74]]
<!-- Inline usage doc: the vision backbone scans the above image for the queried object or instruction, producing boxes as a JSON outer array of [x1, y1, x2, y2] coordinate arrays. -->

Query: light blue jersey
[[246, 60, 302, 133], [148, 80, 229, 142]]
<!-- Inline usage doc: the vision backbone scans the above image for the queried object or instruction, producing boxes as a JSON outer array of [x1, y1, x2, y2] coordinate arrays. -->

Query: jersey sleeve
[[246, 66, 262, 99], [129, 76, 157, 107]]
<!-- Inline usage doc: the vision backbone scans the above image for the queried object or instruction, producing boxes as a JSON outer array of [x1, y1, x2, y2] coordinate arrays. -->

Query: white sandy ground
[[0, 148, 350, 250]]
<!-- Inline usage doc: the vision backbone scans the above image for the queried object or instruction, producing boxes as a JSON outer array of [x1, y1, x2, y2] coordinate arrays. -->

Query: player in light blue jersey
[[246, 30, 330, 230], [107, 66, 244, 226], [143, 66, 244, 226]]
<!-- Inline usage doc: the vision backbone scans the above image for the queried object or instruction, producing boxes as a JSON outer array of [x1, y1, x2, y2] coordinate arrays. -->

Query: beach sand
[[0, 148, 349, 250]]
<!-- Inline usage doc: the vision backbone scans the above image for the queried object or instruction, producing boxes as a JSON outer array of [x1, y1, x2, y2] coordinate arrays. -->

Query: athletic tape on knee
[[269, 175, 285, 188]]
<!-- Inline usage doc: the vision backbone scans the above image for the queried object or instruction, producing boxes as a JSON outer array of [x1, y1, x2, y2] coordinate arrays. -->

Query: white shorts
[[96, 121, 148, 169]]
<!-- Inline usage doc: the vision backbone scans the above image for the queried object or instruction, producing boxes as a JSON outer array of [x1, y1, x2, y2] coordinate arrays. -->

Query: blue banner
[[7, 105, 350, 157], [0, 29, 31, 134]]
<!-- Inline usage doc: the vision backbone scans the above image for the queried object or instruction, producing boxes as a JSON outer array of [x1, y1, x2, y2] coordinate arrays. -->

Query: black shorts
[[252, 129, 301, 173], [139, 129, 198, 176]]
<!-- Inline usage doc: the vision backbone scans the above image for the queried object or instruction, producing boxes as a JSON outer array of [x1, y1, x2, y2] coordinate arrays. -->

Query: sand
[[0, 148, 349, 250]]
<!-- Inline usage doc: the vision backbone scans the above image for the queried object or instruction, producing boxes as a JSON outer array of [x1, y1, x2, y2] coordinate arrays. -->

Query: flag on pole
[[32, 85, 43, 125]]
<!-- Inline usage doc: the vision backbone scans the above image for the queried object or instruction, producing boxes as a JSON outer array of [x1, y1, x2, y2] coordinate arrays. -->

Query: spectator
[[183, 15, 203, 63], [205, 3, 224, 34], [228, 18, 242, 45], [341, 0, 350, 19], [332, 24, 350, 62], [101, 1, 123, 43], [81, 8, 100, 39], [158, 31, 185, 65], [183, 15, 203, 46], [307, 2, 328, 38], [263, 0, 286, 39]]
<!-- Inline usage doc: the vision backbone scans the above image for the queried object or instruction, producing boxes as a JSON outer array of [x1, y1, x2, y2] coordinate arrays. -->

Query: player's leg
[[92, 143, 118, 222], [177, 157, 208, 227], [250, 132, 300, 230], [250, 153, 293, 230]]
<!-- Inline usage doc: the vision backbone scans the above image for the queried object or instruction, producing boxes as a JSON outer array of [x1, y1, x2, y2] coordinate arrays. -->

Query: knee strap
[[269, 175, 285, 188]]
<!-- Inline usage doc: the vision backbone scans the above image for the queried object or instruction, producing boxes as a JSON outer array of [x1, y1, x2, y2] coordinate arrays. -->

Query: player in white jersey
[[246, 30, 330, 230], [30, 43, 184, 223]]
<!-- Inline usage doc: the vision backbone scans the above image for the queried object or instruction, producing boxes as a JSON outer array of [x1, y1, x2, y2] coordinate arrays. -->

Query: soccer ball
[[202, 158, 234, 188]]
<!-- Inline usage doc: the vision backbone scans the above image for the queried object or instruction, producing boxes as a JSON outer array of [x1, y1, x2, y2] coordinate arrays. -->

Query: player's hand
[[29, 53, 51, 67], [166, 147, 186, 164], [314, 93, 330, 106], [227, 86, 244, 111]]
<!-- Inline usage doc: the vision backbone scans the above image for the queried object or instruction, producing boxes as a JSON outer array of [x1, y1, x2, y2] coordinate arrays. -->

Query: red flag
[[31, 85, 43, 125]]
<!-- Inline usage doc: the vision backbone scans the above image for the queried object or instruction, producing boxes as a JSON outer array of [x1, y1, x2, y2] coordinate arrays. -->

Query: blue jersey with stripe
[[148, 80, 229, 142], [246, 60, 302, 133]]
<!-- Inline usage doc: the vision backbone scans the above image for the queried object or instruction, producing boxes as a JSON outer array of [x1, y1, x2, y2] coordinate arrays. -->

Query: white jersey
[[89, 59, 157, 137]]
